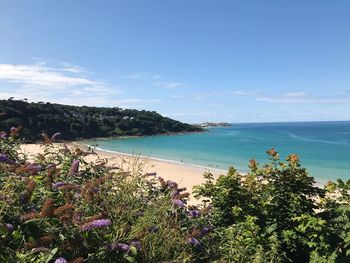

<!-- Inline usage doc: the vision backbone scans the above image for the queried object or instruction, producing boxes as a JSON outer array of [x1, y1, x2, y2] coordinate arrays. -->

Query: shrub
[[0, 124, 349, 263], [0, 129, 212, 262]]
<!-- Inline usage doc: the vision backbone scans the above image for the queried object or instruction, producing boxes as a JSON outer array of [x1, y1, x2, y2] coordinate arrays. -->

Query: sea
[[84, 121, 350, 183]]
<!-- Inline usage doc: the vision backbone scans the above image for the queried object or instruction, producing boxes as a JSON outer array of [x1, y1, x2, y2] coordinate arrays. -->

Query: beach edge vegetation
[[0, 126, 349, 262]]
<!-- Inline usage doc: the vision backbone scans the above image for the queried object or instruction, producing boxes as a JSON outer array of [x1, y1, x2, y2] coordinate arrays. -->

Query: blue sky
[[0, 0, 349, 123]]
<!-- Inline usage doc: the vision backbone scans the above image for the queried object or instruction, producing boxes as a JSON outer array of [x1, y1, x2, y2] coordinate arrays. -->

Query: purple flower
[[6, 223, 14, 232], [147, 172, 157, 176], [0, 154, 14, 165], [54, 258, 67, 263], [187, 237, 201, 246], [172, 199, 185, 208], [170, 190, 179, 199], [177, 187, 187, 192], [200, 227, 210, 236], [131, 240, 142, 250], [166, 180, 178, 189], [47, 164, 56, 170], [53, 182, 66, 188], [0, 131, 7, 139], [51, 132, 61, 142], [109, 243, 130, 252], [26, 163, 42, 174], [189, 210, 201, 218], [69, 159, 79, 175], [80, 219, 112, 231]]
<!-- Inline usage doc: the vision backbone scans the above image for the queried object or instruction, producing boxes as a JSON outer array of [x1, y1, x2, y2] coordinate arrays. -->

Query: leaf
[[45, 247, 58, 263]]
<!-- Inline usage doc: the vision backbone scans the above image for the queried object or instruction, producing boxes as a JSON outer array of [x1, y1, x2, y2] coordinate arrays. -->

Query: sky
[[0, 0, 349, 123]]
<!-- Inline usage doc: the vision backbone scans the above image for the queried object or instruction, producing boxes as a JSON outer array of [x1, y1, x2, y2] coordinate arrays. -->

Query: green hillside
[[0, 99, 202, 141]]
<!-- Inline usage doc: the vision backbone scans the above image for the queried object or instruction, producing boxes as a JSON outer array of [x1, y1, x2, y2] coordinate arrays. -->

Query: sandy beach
[[20, 142, 225, 202]]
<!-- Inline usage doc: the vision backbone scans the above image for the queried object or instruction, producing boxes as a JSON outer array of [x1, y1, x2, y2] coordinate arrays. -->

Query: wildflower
[[200, 204, 212, 215], [176, 192, 190, 199], [189, 210, 201, 218], [59, 184, 81, 191], [39, 235, 56, 245], [47, 164, 56, 170], [21, 212, 40, 221], [166, 180, 178, 189], [10, 126, 21, 137], [42, 133, 52, 144], [0, 154, 14, 165], [70, 257, 84, 263], [54, 204, 75, 216], [249, 159, 258, 170], [51, 132, 61, 142], [0, 131, 7, 139], [109, 243, 130, 252], [172, 199, 185, 208], [131, 240, 142, 250], [69, 159, 79, 176], [6, 223, 14, 232], [170, 190, 179, 199], [54, 257, 68, 263], [53, 182, 66, 188], [40, 198, 55, 217], [177, 187, 187, 192], [158, 177, 166, 188], [26, 163, 43, 174], [80, 219, 112, 231], [200, 227, 210, 236], [187, 237, 201, 246], [266, 148, 279, 159], [146, 172, 157, 176], [287, 153, 299, 164]]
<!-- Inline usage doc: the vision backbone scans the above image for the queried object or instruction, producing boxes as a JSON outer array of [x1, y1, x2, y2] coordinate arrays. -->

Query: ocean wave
[[286, 133, 350, 145]]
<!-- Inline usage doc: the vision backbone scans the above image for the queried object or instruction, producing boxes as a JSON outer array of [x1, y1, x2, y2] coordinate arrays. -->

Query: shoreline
[[20, 143, 225, 203], [81, 142, 330, 186], [81, 142, 228, 174]]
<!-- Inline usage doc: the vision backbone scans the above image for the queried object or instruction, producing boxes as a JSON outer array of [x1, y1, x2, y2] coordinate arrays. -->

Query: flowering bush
[[0, 128, 212, 262], [194, 149, 350, 262], [0, 124, 349, 262]]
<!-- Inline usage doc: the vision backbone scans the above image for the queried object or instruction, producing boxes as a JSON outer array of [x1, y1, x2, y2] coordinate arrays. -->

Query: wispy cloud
[[154, 81, 188, 89], [283, 91, 308, 98], [119, 72, 163, 80], [120, 72, 149, 79], [0, 62, 161, 108], [171, 93, 210, 100], [256, 94, 350, 104], [227, 90, 254, 96], [0, 63, 97, 88]]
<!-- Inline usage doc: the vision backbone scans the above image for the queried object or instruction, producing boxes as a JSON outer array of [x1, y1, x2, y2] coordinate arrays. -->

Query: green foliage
[[0, 122, 349, 262], [194, 149, 350, 262], [0, 99, 202, 141], [0, 129, 211, 262]]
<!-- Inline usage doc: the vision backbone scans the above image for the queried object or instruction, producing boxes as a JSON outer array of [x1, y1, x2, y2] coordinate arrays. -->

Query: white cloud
[[228, 90, 254, 96], [0, 63, 97, 88], [256, 96, 350, 104], [283, 91, 308, 98], [120, 72, 149, 79], [154, 81, 188, 89], [0, 62, 161, 109]]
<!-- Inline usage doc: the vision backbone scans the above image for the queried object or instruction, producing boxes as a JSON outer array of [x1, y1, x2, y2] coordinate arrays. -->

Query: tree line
[[0, 99, 202, 141]]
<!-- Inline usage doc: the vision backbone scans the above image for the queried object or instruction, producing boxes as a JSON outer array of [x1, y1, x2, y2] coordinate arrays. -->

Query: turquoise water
[[84, 121, 350, 183]]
